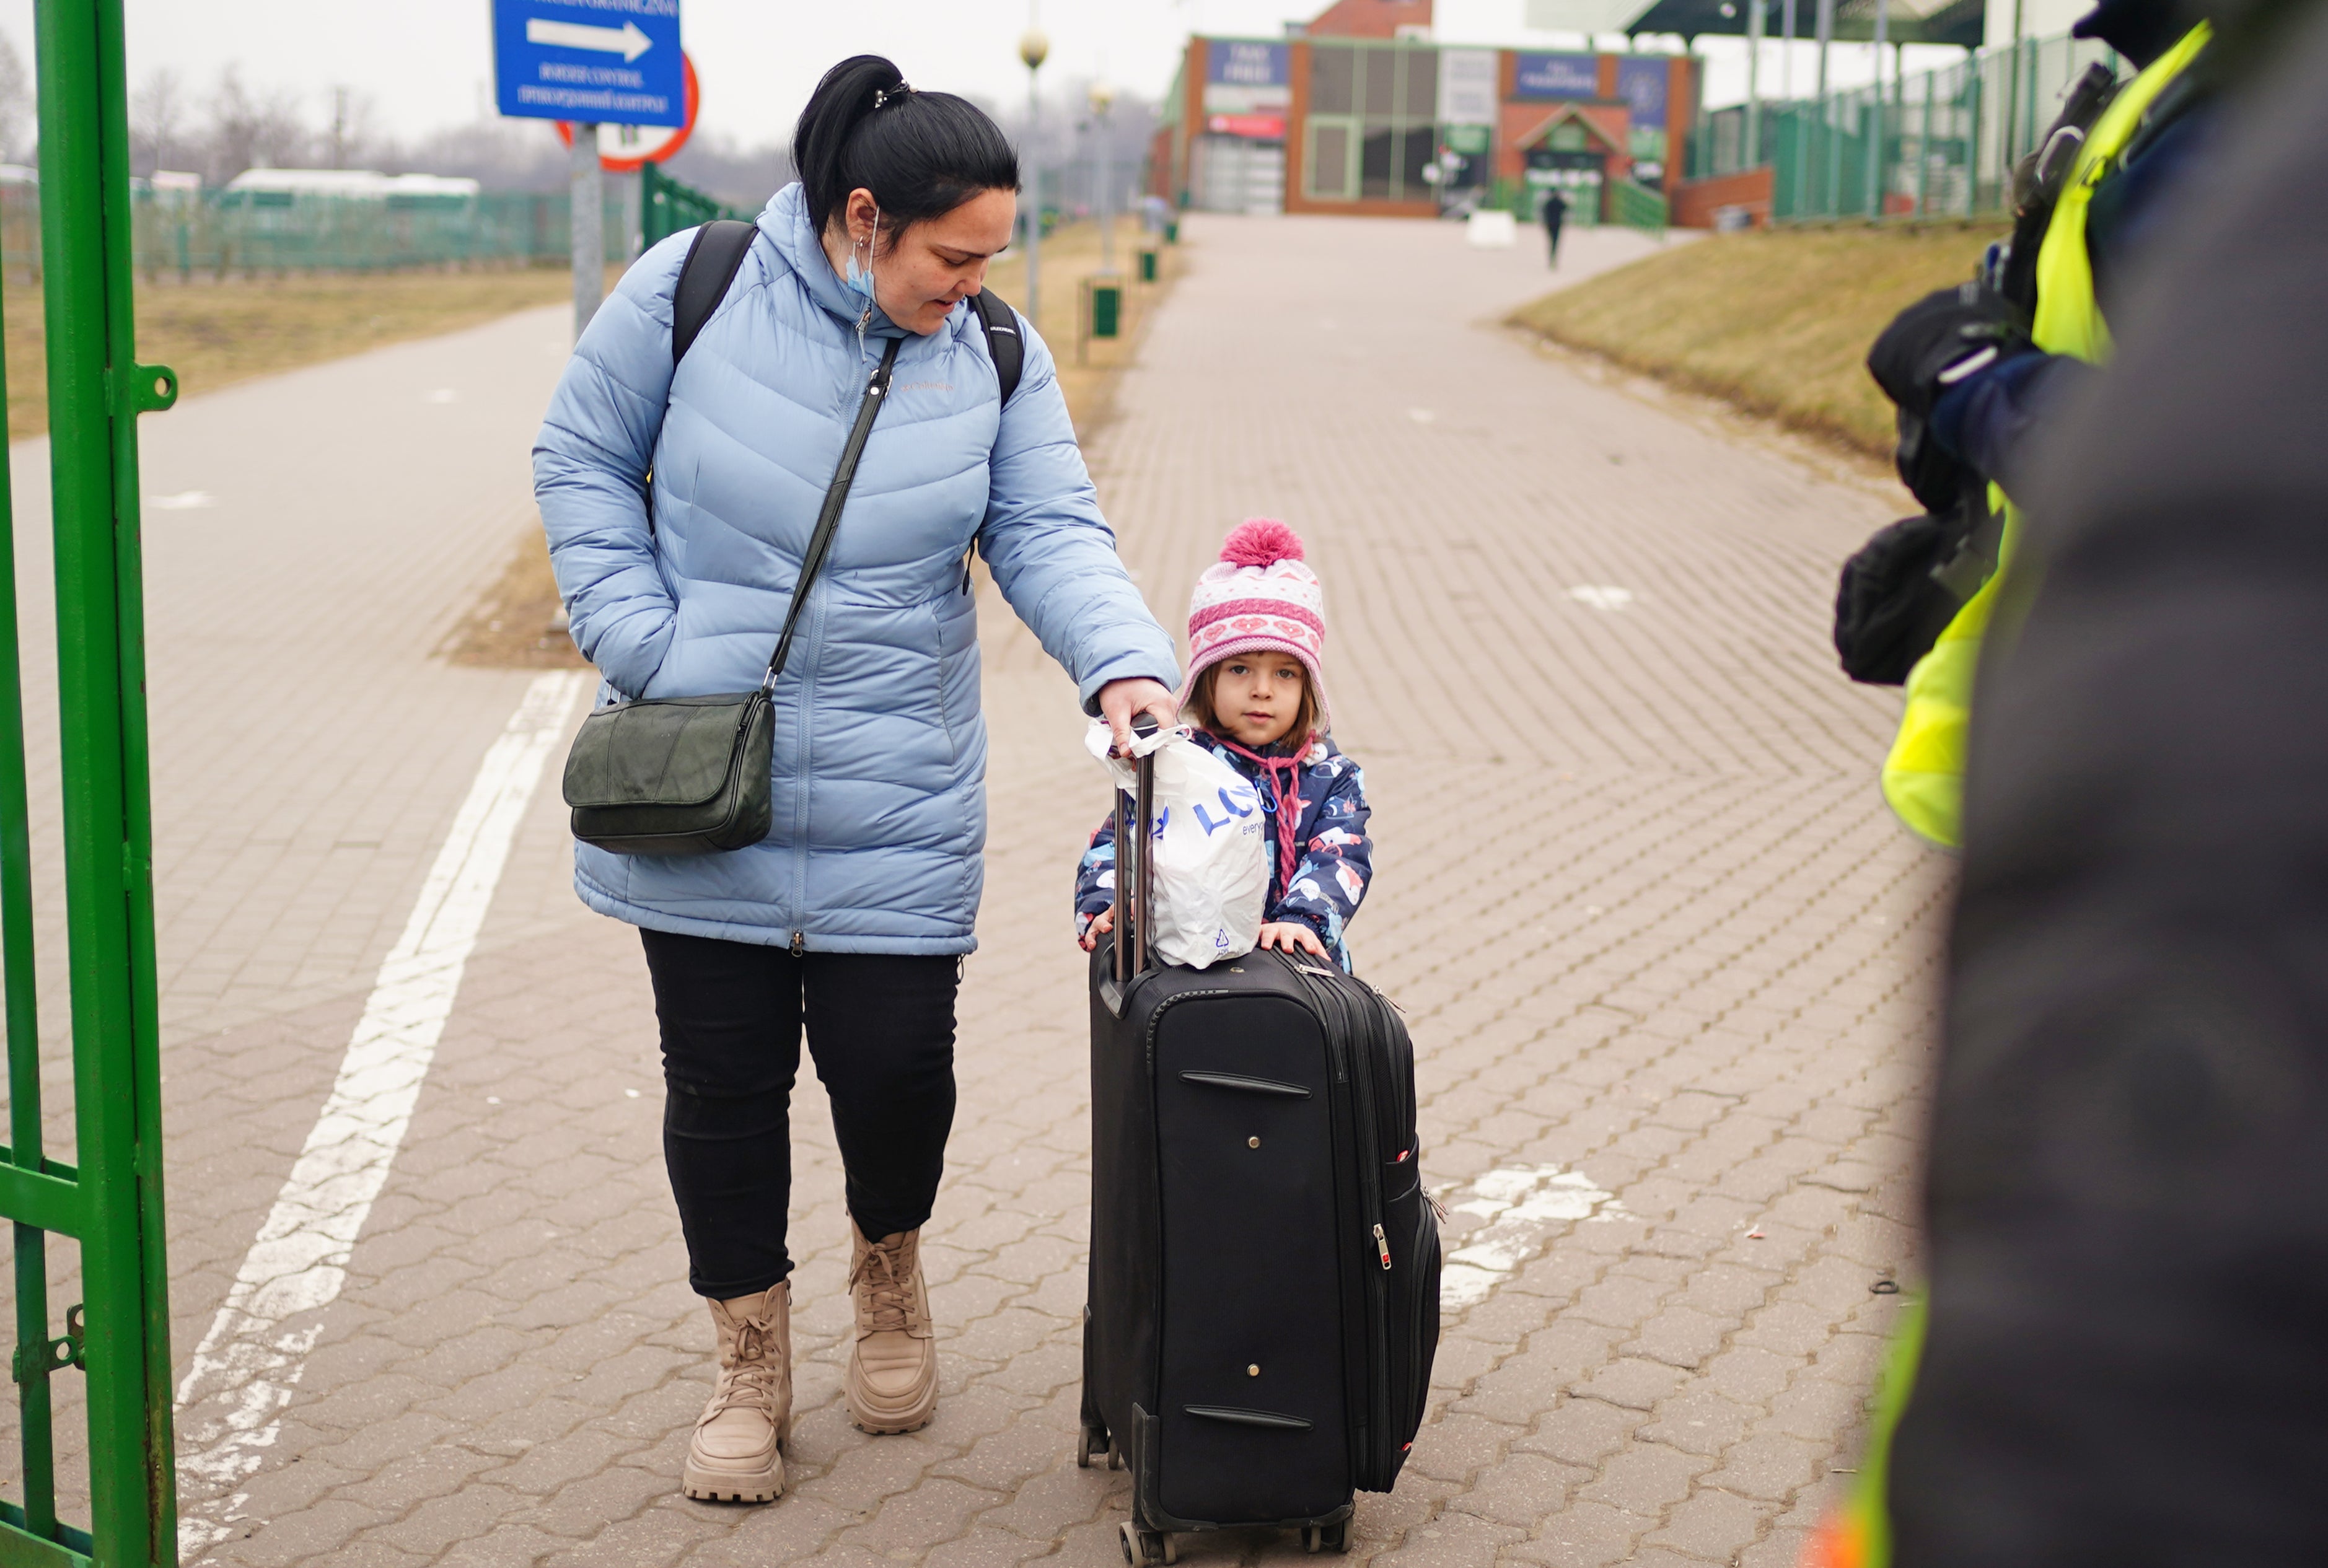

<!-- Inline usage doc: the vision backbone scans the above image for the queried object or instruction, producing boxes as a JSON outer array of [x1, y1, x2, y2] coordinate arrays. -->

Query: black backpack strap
[[969, 288, 1024, 406], [671, 219, 758, 367]]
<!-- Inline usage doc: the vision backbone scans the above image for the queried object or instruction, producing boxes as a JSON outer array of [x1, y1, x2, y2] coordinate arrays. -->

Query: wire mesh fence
[[0, 185, 638, 280], [1687, 27, 2124, 221]]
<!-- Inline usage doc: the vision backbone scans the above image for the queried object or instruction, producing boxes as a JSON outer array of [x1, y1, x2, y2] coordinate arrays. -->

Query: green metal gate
[[639, 161, 749, 250], [1, 0, 178, 1562]]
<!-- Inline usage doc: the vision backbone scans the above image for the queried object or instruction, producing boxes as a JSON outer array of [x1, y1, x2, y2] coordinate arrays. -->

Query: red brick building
[[1156, 0, 1697, 224]]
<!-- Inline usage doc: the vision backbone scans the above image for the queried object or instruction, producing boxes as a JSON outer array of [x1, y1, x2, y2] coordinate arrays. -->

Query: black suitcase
[[1078, 728, 1440, 1564]]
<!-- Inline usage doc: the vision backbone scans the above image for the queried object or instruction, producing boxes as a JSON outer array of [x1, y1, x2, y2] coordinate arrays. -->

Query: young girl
[[1075, 519, 1373, 971]]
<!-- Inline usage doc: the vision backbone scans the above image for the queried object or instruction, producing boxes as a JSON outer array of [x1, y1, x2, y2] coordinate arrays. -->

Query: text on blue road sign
[[494, 0, 685, 127]]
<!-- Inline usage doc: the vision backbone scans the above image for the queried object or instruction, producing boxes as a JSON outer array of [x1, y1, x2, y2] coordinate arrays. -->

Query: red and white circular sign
[[557, 53, 700, 173]]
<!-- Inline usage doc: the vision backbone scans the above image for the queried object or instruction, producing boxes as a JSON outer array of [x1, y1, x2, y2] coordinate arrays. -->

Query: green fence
[[640, 164, 748, 250], [0, 160, 751, 279], [1, 0, 180, 1562], [1686, 26, 2124, 221], [0, 185, 637, 279], [1610, 178, 1668, 238]]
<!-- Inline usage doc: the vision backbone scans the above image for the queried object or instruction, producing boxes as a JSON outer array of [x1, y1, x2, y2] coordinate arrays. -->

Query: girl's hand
[[1257, 921, 1327, 958], [1078, 906, 1116, 952]]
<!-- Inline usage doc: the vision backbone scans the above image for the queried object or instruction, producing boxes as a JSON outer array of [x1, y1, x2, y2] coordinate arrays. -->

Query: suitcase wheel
[[1119, 1522, 1174, 1565], [1305, 1520, 1352, 1553], [1076, 1422, 1108, 1469]]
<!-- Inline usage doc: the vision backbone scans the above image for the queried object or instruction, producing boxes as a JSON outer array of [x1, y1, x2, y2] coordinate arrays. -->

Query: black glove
[[1866, 283, 2034, 421], [1895, 408, 1967, 514]]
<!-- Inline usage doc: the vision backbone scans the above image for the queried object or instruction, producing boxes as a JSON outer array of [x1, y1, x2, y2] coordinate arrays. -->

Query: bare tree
[[131, 68, 189, 177], [204, 66, 312, 184], [402, 116, 566, 191], [0, 30, 33, 165], [324, 85, 390, 170], [659, 133, 794, 208]]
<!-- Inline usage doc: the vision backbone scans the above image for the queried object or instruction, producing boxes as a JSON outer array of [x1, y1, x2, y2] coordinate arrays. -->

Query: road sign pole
[[571, 123, 602, 339]]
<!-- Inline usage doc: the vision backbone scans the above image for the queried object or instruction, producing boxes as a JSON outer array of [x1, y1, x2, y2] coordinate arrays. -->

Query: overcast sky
[[0, 0, 1950, 154]]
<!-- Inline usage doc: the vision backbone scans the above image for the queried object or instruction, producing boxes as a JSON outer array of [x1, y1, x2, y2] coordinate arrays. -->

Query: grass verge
[[4, 265, 586, 443], [1508, 222, 2007, 455]]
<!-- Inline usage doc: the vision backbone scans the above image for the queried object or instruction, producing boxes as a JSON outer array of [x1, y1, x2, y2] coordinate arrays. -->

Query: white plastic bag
[[1086, 720, 1268, 970]]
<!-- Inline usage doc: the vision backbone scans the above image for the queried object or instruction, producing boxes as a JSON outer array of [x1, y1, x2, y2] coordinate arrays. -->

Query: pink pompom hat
[[1178, 518, 1330, 737]]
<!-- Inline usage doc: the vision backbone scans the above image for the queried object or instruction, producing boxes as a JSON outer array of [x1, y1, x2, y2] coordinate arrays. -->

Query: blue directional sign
[[493, 0, 685, 128]]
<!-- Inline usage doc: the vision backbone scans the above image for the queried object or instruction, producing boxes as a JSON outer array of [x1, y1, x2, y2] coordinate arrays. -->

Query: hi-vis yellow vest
[[1877, 22, 2212, 849]]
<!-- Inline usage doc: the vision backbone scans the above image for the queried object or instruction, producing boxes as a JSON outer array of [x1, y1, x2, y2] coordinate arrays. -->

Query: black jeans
[[639, 929, 959, 1299]]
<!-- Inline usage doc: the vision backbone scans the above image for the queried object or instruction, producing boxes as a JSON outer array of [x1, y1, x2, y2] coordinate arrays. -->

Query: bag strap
[[765, 336, 903, 686], [969, 288, 1024, 406], [672, 219, 758, 366]]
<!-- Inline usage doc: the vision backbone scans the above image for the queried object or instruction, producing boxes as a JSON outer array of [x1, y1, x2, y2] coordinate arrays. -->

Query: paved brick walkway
[[7, 214, 1939, 1566]]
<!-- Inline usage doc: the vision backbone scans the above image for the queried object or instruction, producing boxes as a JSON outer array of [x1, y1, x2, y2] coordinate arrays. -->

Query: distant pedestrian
[[1541, 187, 1568, 266], [534, 54, 1177, 1508]]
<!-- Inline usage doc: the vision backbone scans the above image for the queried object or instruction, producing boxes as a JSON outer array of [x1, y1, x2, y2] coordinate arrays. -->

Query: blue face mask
[[844, 212, 881, 308]]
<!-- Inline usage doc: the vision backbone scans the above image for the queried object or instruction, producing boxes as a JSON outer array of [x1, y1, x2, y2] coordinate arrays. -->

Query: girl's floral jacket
[[1073, 729, 1373, 971]]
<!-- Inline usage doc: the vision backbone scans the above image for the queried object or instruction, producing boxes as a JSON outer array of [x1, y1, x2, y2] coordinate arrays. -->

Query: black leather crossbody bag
[[561, 335, 900, 855]]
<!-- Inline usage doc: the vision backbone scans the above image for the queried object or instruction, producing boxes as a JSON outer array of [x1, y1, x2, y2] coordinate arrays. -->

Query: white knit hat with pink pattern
[[1177, 518, 1330, 734]]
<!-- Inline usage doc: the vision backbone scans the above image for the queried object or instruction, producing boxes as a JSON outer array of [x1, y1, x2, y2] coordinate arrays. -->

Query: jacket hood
[[758, 181, 907, 338]]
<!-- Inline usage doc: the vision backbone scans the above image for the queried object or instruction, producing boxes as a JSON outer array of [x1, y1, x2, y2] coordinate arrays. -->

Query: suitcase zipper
[[1281, 957, 1397, 1486]]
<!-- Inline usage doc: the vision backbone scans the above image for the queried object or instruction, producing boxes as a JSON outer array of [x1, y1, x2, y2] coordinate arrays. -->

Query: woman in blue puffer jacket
[[534, 56, 1178, 1506]]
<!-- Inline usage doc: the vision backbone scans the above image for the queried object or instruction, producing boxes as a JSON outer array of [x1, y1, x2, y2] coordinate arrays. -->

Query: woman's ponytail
[[793, 54, 1020, 244]]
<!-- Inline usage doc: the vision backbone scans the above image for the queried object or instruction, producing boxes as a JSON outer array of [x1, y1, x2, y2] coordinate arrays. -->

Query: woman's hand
[[1097, 678, 1180, 756], [1257, 921, 1328, 958], [1078, 906, 1116, 952]]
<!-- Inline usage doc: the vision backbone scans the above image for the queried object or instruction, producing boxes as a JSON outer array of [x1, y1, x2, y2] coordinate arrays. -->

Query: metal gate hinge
[[12, 1303, 84, 1384], [116, 363, 178, 414]]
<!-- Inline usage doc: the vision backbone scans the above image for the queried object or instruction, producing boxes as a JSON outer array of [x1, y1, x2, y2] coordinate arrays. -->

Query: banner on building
[[1614, 55, 1669, 166], [1614, 57, 1668, 127], [1203, 40, 1292, 116], [1513, 52, 1599, 100], [1437, 48, 1500, 126]]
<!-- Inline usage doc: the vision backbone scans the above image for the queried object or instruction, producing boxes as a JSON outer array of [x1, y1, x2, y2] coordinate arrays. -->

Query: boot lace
[[850, 1240, 918, 1334], [703, 1309, 780, 1424]]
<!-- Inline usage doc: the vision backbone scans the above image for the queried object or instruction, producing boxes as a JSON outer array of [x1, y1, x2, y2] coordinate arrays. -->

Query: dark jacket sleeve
[[1073, 810, 1117, 939], [1928, 97, 2214, 501], [1270, 760, 1372, 956], [1888, 17, 2328, 1561], [1929, 349, 2091, 499]]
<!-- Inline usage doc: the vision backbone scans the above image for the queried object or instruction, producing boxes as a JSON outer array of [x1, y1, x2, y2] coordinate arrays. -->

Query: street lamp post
[[1089, 81, 1117, 276], [1019, 28, 1049, 323]]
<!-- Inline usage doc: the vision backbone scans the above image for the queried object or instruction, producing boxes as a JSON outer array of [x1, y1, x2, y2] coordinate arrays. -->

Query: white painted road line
[[1435, 1163, 1627, 1310], [173, 669, 587, 1557]]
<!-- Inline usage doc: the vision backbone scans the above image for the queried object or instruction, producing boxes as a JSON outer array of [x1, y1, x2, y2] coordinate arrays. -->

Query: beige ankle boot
[[682, 1281, 791, 1502], [845, 1221, 938, 1434]]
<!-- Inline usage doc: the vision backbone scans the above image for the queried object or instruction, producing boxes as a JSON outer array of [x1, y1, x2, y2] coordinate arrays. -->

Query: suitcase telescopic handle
[[1112, 715, 1161, 985]]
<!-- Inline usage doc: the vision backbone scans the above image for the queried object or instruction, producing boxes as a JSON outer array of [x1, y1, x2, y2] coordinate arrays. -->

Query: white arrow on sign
[[526, 17, 653, 62]]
